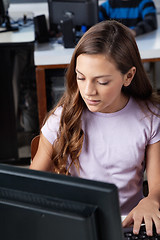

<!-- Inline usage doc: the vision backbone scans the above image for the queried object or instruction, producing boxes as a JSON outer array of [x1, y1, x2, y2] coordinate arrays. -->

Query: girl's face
[[76, 54, 135, 113]]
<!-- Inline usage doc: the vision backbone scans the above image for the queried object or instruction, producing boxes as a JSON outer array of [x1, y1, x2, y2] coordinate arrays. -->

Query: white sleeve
[[149, 111, 160, 145], [41, 107, 62, 145]]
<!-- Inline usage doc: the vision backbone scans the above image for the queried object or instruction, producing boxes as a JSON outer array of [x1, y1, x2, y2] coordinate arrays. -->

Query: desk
[[136, 29, 160, 62], [34, 42, 73, 126], [34, 28, 160, 127], [0, 11, 34, 45], [0, 15, 35, 162], [136, 28, 160, 92]]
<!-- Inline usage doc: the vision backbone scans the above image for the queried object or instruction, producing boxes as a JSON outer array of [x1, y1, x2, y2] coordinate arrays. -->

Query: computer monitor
[[0, 0, 8, 24], [0, 0, 18, 32], [0, 164, 123, 240], [48, 0, 99, 30], [48, 0, 99, 47]]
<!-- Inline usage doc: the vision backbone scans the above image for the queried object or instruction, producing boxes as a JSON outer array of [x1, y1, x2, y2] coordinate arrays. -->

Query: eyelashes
[[98, 81, 109, 85], [77, 77, 109, 86], [77, 77, 85, 81], [76, 72, 110, 86]]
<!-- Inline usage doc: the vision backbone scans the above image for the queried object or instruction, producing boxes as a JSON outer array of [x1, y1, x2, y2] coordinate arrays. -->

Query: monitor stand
[[0, 15, 19, 33]]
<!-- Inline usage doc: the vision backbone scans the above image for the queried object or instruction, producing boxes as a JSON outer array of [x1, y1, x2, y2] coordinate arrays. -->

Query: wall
[[9, 2, 48, 17]]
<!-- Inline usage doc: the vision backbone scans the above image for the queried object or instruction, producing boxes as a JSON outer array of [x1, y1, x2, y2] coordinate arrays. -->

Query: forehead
[[76, 54, 118, 73]]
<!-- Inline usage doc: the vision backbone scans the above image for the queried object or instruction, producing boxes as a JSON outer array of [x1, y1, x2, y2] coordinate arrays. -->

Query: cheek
[[77, 80, 85, 90], [100, 84, 122, 99], [77, 81, 83, 95], [77, 81, 81, 90], [100, 86, 115, 97]]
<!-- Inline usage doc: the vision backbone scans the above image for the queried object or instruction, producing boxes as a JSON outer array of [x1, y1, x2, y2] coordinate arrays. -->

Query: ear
[[123, 67, 136, 87]]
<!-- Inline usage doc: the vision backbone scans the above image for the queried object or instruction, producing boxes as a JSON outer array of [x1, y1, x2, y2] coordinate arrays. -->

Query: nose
[[84, 80, 97, 96]]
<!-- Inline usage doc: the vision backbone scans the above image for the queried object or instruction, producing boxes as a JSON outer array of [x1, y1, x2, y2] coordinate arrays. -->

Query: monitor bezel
[[0, 164, 123, 240], [0, 0, 6, 25]]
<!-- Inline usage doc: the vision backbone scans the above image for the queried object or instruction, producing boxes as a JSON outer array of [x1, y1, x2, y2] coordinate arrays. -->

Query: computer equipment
[[47, 0, 99, 47], [0, 0, 18, 32], [34, 15, 49, 43], [0, 164, 123, 240], [123, 224, 160, 240], [0, 0, 8, 25], [0, 164, 159, 240]]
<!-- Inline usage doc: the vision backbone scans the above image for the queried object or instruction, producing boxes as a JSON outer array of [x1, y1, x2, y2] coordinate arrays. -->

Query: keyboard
[[123, 224, 160, 240]]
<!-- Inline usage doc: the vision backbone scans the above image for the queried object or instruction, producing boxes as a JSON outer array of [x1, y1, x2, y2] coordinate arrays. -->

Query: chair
[[31, 135, 40, 160]]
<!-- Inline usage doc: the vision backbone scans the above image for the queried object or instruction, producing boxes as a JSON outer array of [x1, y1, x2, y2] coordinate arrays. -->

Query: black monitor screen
[[48, 0, 99, 32], [0, 164, 123, 240], [0, 0, 9, 25]]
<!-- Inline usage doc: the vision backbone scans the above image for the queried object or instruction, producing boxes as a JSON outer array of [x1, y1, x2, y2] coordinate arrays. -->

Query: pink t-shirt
[[41, 98, 160, 215]]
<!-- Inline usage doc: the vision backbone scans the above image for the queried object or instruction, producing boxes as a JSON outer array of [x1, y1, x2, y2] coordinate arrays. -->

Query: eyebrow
[[75, 69, 112, 79]]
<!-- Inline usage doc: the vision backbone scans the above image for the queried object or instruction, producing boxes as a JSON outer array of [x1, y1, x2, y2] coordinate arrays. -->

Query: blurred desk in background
[[136, 27, 160, 62]]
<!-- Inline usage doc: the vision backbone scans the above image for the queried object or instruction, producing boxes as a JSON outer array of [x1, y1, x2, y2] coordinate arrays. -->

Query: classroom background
[[1, 0, 160, 164]]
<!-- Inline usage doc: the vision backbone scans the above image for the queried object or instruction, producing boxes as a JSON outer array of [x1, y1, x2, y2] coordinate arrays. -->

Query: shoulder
[[41, 106, 63, 145], [116, 98, 160, 124], [132, 98, 160, 143], [44, 106, 63, 126], [141, 100, 160, 116]]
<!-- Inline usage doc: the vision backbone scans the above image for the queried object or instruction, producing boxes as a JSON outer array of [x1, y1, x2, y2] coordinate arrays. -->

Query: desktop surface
[[0, 11, 34, 45], [136, 28, 160, 61]]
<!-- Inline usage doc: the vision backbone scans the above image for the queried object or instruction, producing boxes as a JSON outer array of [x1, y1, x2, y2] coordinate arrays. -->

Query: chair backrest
[[31, 135, 40, 160]]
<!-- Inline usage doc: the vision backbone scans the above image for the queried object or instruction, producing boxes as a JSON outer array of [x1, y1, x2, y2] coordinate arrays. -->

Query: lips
[[85, 98, 100, 105]]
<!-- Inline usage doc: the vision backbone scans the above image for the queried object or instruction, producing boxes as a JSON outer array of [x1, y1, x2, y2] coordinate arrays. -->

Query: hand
[[122, 197, 160, 236]]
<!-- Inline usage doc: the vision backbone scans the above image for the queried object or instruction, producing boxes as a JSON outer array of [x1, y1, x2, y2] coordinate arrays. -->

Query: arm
[[122, 141, 160, 236], [30, 107, 62, 171], [134, 1, 157, 36], [99, 5, 110, 21], [29, 133, 53, 172], [99, 1, 110, 22]]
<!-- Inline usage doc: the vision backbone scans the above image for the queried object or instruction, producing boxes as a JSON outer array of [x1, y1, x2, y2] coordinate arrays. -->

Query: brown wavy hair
[[43, 20, 160, 174]]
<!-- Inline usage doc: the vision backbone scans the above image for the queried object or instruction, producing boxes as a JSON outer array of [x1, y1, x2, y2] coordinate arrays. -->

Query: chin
[[86, 105, 100, 113]]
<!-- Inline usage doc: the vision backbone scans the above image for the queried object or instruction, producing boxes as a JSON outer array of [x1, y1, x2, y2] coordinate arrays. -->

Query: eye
[[98, 81, 110, 85], [76, 73, 85, 81], [77, 77, 85, 80]]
